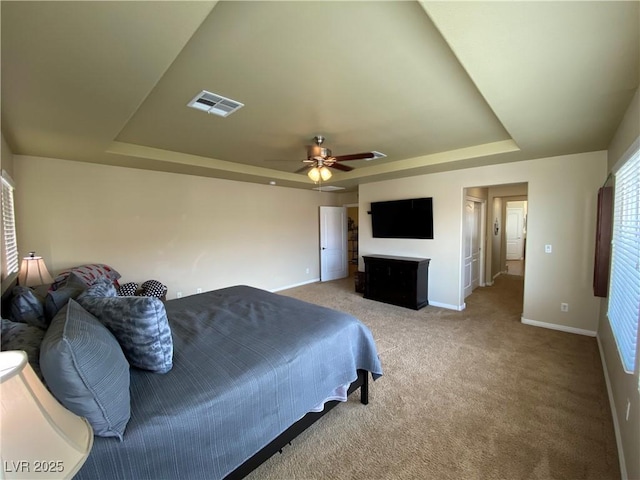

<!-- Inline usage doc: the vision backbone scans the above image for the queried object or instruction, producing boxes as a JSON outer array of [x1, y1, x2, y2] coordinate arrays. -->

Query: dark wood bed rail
[[225, 369, 370, 479]]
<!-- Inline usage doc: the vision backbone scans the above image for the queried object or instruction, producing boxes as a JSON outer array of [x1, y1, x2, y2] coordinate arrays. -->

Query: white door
[[463, 200, 482, 298], [320, 206, 348, 282], [506, 205, 525, 260]]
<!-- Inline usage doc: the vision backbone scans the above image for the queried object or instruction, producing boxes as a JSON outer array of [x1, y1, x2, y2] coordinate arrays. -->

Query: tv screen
[[371, 197, 433, 239]]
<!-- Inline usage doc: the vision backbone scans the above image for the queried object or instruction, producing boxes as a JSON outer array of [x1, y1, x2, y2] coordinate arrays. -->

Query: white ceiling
[[2, 1, 638, 191]]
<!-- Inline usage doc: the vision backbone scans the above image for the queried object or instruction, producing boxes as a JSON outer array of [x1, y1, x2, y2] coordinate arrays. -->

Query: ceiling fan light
[[308, 167, 321, 182], [319, 166, 332, 181]]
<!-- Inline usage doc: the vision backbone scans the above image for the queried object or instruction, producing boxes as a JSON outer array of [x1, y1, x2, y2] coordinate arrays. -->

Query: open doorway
[[462, 183, 528, 307], [346, 204, 359, 277]]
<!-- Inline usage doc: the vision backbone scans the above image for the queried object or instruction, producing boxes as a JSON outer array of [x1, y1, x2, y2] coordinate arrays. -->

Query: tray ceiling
[[2, 1, 638, 190]]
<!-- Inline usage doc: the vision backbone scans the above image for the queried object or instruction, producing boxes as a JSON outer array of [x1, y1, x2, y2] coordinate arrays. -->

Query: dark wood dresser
[[363, 255, 430, 310]]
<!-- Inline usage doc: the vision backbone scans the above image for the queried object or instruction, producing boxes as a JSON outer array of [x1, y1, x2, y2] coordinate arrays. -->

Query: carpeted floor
[[246, 274, 620, 480]]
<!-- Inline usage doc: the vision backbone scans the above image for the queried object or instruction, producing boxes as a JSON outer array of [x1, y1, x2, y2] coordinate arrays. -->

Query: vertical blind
[[1, 172, 19, 280], [607, 145, 640, 374]]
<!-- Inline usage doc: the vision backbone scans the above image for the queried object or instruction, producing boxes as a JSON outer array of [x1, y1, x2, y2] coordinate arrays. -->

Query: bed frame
[[225, 369, 370, 479]]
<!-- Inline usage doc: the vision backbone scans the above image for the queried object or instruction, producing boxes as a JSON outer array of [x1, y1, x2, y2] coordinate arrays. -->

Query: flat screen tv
[[371, 197, 433, 239]]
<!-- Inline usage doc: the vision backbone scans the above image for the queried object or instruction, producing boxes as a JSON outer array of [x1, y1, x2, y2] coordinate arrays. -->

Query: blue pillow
[[1, 318, 46, 380], [77, 296, 173, 374], [44, 272, 87, 321], [39, 300, 131, 440], [9, 286, 47, 329], [76, 278, 118, 302]]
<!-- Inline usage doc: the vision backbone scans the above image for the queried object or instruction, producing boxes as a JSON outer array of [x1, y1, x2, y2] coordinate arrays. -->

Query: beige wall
[[338, 191, 358, 205], [599, 87, 639, 480], [13, 155, 341, 298], [1, 134, 14, 178], [465, 186, 488, 200], [359, 150, 606, 334], [490, 196, 503, 279]]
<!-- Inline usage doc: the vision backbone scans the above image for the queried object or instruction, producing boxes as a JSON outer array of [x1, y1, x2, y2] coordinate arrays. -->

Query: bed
[[65, 284, 383, 479]]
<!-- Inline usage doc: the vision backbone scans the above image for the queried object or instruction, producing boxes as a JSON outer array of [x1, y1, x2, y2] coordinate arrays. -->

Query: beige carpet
[[246, 275, 619, 480]]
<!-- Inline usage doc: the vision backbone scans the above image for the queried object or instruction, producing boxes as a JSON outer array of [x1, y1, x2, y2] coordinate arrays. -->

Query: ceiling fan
[[295, 136, 385, 182]]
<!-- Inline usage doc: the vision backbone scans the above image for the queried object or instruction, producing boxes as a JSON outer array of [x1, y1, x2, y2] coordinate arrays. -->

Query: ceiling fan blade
[[333, 152, 375, 161], [295, 165, 311, 174], [330, 163, 354, 172]]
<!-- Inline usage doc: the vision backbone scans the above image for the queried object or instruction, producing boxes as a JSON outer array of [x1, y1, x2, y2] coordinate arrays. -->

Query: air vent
[[312, 185, 345, 192], [187, 90, 244, 117], [368, 151, 387, 160]]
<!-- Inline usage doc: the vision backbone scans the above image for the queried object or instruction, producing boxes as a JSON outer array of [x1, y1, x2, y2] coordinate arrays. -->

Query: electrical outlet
[[560, 303, 569, 312], [545, 244, 553, 253], [196, 288, 202, 294], [176, 292, 182, 298], [305, 268, 310, 274]]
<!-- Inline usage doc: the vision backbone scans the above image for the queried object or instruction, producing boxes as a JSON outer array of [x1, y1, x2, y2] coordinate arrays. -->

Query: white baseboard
[[596, 334, 628, 480], [271, 278, 320, 292], [520, 317, 597, 337], [429, 301, 465, 311]]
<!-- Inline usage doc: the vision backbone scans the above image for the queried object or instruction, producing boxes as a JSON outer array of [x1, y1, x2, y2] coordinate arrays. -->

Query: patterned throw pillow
[[40, 300, 131, 440], [9, 286, 47, 329], [1, 318, 46, 380], [76, 278, 118, 302], [139, 280, 167, 299], [51, 264, 121, 291], [77, 296, 173, 374], [117, 282, 138, 297]]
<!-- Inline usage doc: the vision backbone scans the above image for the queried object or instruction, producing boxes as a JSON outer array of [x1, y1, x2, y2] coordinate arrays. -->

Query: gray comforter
[[77, 285, 382, 479]]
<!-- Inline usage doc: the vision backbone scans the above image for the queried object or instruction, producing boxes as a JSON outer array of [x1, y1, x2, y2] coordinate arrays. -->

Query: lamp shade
[[308, 166, 321, 182], [0, 351, 93, 479], [319, 166, 332, 181], [17, 252, 53, 287], [307, 166, 332, 182]]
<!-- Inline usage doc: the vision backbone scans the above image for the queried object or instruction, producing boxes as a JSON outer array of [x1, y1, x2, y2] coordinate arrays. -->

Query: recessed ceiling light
[[269, 181, 276, 185]]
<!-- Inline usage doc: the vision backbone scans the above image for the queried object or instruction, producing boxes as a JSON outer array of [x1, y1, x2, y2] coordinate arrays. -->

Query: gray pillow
[[1, 318, 46, 380], [9, 286, 47, 329], [39, 300, 131, 440], [78, 295, 173, 374], [44, 271, 87, 321]]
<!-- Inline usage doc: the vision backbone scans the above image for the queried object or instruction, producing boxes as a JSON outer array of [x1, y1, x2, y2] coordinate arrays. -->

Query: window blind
[[1, 172, 19, 280], [607, 145, 640, 374]]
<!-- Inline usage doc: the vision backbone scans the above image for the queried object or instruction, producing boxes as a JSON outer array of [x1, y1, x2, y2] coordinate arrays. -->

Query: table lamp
[[17, 252, 54, 287], [0, 350, 93, 479]]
